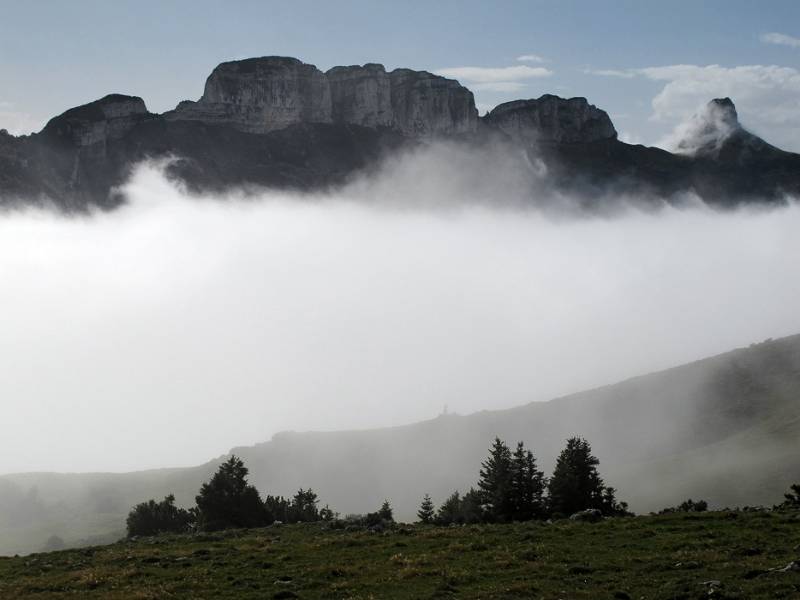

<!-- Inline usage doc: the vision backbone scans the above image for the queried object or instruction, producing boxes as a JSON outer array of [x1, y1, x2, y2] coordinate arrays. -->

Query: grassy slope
[[2, 334, 799, 556], [1, 512, 799, 599]]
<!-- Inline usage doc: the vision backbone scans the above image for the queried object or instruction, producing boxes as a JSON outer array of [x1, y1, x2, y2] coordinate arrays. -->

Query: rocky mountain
[[1, 333, 799, 556], [2, 56, 799, 209]]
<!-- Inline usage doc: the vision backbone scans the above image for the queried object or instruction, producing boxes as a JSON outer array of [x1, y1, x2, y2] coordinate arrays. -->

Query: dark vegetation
[[423, 436, 629, 526], [126, 436, 625, 538], [126, 457, 342, 538]]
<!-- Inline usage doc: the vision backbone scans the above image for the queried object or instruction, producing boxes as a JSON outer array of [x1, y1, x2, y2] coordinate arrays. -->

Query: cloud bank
[[1, 155, 799, 475]]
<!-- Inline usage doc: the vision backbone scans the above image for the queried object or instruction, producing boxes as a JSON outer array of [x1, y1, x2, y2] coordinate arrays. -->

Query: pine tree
[[126, 494, 194, 537], [290, 488, 320, 522], [509, 442, 547, 520], [378, 500, 394, 522], [547, 437, 603, 517], [460, 488, 484, 524], [195, 455, 268, 531], [435, 491, 463, 525], [417, 494, 435, 524], [478, 437, 514, 522]]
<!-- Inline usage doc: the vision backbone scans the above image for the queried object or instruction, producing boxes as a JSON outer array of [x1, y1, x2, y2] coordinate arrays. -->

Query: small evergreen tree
[[319, 504, 335, 521], [195, 456, 268, 531], [478, 438, 514, 522], [290, 488, 320, 522], [417, 494, 435, 524], [378, 499, 394, 522], [548, 437, 620, 517], [126, 494, 194, 537], [435, 491, 463, 525]]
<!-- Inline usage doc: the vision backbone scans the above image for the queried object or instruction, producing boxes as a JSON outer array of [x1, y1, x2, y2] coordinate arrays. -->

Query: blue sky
[[2, 0, 800, 149]]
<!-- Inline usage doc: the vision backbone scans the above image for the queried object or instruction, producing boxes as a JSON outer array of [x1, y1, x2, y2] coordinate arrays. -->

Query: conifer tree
[[417, 493, 435, 524], [435, 491, 463, 525], [548, 437, 623, 517], [460, 487, 484, 524], [195, 455, 268, 531], [378, 499, 394, 522], [478, 437, 514, 522], [509, 442, 547, 520]]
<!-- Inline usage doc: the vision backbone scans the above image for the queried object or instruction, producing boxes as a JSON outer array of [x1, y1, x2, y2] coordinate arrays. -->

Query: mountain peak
[[674, 97, 743, 157]]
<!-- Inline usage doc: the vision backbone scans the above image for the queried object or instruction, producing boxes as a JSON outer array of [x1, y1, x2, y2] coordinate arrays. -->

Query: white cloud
[[436, 65, 552, 83], [436, 65, 552, 94], [584, 68, 636, 78], [0, 101, 44, 135], [516, 54, 547, 63], [471, 82, 527, 92], [761, 32, 800, 48]]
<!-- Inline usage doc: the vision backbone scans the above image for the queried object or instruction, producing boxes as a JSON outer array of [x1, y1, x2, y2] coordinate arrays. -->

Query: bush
[[658, 499, 709, 514], [126, 494, 194, 537]]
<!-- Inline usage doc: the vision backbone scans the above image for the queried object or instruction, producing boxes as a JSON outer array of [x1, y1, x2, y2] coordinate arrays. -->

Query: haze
[[1, 155, 799, 475]]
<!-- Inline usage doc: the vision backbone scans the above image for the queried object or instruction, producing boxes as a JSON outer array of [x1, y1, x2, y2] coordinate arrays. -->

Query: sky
[[1, 0, 800, 150]]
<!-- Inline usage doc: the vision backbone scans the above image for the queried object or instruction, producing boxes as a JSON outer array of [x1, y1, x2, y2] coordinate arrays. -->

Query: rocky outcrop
[[484, 95, 617, 144], [40, 94, 150, 152], [389, 69, 477, 136], [168, 57, 477, 137], [675, 97, 779, 162], [167, 57, 332, 134], [327, 64, 393, 128]]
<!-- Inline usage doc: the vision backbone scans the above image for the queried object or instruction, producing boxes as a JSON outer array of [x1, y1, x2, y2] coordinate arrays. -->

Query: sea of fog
[[1, 158, 799, 474]]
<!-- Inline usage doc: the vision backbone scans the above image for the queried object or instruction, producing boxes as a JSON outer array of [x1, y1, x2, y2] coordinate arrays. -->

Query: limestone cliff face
[[168, 57, 332, 134], [485, 95, 617, 144], [389, 69, 478, 136], [169, 57, 477, 137], [41, 94, 150, 151], [327, 64, 393, 128]]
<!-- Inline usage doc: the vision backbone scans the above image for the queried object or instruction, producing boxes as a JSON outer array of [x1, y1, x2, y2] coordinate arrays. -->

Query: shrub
[[126, 494, 194, 537]]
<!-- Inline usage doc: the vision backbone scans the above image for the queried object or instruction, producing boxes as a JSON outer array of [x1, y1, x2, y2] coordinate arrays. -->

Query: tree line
[[126, 456, 341, 536], [127, 434, 800, 537], [418, 436, 630, 525]]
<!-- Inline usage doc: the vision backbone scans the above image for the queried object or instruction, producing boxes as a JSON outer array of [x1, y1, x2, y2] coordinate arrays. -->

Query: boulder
[[569, 509, 603, 522]]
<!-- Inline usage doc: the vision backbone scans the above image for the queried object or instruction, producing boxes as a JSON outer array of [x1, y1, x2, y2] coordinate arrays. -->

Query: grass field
[[1, 511, 799, 599]]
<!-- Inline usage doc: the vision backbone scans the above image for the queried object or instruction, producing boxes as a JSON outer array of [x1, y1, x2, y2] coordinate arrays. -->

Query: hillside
[[1, 334, 799, 556], [1, 512, 800, 599]]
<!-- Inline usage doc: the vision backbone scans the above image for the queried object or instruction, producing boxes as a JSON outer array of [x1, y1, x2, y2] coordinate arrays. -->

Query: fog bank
[[1, 160, 799, 474]]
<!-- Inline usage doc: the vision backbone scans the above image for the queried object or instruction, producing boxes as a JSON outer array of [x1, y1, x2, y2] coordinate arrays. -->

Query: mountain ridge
[[2, 56, 800, 208]]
